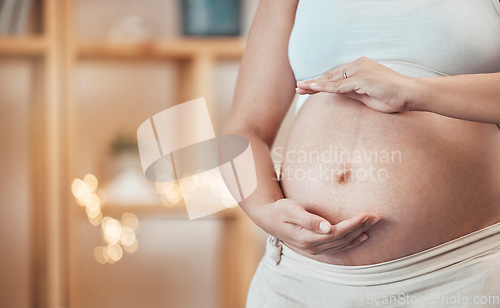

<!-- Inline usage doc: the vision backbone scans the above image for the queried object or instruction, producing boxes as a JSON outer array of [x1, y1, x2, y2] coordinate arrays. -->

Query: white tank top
[[289, 0, 500, 111]]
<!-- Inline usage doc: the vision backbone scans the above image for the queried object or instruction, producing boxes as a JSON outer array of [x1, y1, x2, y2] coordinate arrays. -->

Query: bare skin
[[223, 0, 380, 256], [224, 0, 500, 265], [281, 92, 500, 265]]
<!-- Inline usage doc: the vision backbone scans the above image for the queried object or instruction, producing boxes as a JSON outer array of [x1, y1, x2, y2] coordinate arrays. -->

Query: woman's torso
[[280, 0, 500, 265]]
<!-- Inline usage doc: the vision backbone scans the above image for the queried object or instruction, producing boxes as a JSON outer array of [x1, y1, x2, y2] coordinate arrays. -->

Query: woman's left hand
[[296, 57, 417, 113]]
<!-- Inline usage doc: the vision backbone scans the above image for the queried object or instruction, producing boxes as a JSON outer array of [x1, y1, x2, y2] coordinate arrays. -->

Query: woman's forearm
[[223, 129, 284, 223], [220, 0, 298, 221], [409, 73, 500, 124], [296, 57, 500, 125]]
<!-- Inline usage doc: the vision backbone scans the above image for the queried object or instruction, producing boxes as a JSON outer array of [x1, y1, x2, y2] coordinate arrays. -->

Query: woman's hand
[[296, 57, 417, 113], [255, 198, 380, 255]]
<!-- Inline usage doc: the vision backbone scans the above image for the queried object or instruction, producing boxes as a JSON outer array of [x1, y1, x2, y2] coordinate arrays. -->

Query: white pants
[[246, 222, 500, 307]]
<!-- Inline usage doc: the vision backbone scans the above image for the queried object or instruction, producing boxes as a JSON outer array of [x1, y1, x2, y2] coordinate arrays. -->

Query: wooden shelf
[[87, 203, 244, 220], [0, 36, 47, 56], [77, 37, 246, 60]]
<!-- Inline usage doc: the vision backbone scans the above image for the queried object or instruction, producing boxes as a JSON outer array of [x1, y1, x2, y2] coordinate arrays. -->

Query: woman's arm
[[224, 0, 379, 254], [408, 73, 500, 124], [296, 56, 500, 124], [224, 0, 300, 217]]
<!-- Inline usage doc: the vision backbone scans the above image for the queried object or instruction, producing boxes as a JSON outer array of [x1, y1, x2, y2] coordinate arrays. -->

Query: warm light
[[121, 212, 139, 231], [88, 211, 103, 226], [106, 244, 123, 262], [120, 227, 136, 247], [160, 194, 175, 208], [85, 193, 101, 211], [165, 187, 183, 204], [71, 179, 93, 206], [179, 176, 197, 201], [155, 181, 175, 194], [83, 173, 99, 191], [122, 239, 138, 254], [72, 175, 141, 264], [85, 206, 101, 219], [102, 217, 122, 245], [156, 181, 188, 207], [71, 176, 102, 215], [94, 246, 109, 265]]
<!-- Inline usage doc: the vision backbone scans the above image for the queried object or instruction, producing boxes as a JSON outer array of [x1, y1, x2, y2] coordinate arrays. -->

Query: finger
[[311, 213, 379, 244], [336, 78, 363, 94], [284, 202, 332, 234], [308, 81, 338, 93], [296, 80, 314, 90], [338, 233, 369, 251], [309, 77, 362, 94], [284, 213, 379, 253], [330, 212, 375, 238], [320, 233, 369, 254], [311, 216, 379, 253], [312, 68, 346, 83], [289, 213, 373, 250], [296, 75, 335, 90], [295, 88, 318, 95], [301, 62, 358, 86], [296, 68, 346, 90], [306, 215, 377, 252], [317, 233, 367, 255]]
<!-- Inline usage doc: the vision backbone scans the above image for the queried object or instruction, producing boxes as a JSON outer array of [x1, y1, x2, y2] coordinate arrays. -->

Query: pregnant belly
[[280, 92, 500, 265]]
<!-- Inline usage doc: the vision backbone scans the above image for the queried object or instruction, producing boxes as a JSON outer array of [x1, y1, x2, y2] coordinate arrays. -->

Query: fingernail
[[360, 234, 368, 242], [361, 216, 369, 224], [319, 221, 330, 233], [370, 217, 381, 226]]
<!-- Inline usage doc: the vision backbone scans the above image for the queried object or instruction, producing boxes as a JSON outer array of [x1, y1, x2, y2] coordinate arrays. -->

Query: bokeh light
[[102, 217, 122, 245], [121, 212, 139, 231], [71, 174, 141, 264], [83, 173, 99, 191], [94, 246, 109, 265], [107, 244, 123, 262], [179, 176, 197, 201], [157, 181, 183, 206], [120, 227, 136, 247], [88, 211, 103, 226], [122, 239, 138, 254]]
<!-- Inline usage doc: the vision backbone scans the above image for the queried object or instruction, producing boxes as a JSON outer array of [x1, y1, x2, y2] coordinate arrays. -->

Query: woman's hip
[[246, 222, 500, 307]]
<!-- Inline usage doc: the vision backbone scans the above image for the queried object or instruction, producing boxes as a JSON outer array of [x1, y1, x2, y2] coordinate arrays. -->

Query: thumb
[[286, 201, 331, 234]]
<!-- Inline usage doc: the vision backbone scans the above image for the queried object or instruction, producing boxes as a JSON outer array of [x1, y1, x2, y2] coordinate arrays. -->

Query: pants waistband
[[263, 221, 500, 286]]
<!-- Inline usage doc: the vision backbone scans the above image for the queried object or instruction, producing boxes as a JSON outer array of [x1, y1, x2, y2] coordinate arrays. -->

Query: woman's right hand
[[255, 199, 380, 255]]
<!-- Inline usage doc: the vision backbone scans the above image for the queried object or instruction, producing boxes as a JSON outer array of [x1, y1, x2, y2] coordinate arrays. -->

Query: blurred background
[[0, 0, 296, 307]]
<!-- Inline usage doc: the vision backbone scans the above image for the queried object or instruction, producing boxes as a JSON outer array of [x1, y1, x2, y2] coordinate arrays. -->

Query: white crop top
[[289, 0, 500, 111]]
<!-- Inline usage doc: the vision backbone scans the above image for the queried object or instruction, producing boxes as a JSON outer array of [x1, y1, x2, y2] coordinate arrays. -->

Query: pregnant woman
[[223, 0, 500, 306]]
